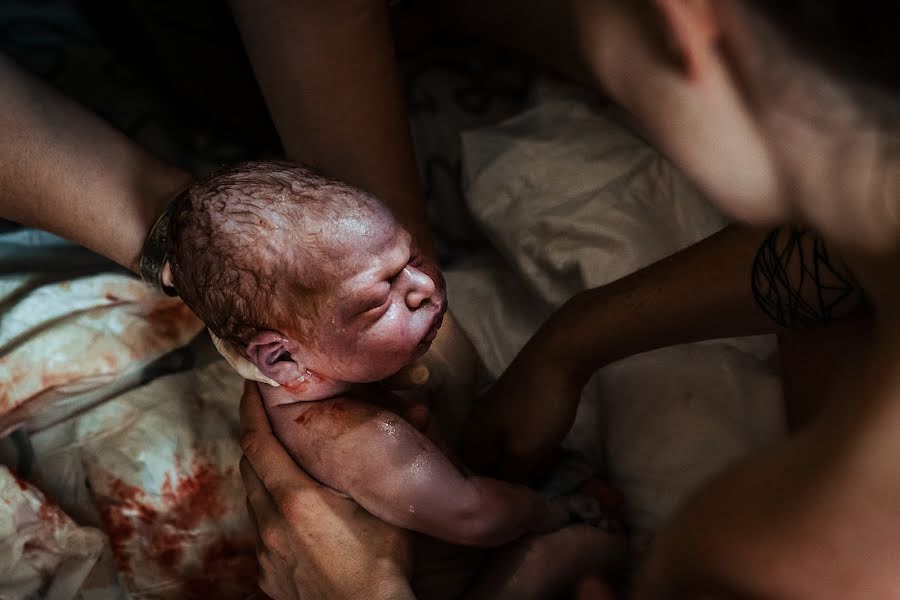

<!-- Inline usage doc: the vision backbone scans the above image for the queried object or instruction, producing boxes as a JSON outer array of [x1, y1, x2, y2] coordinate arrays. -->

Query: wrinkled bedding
[[0, 465, 105, 599], [77, 361, 254, 598], [0, 237, 202, 436]]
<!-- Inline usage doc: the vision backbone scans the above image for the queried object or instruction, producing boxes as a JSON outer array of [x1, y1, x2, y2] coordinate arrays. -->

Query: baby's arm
[[267, 397, 568, 547]]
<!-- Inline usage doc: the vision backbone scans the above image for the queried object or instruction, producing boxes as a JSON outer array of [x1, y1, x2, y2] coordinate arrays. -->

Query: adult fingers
[[245, 496, 261, 541], [240, 380, 272, 437], [245, 496, 267, 564], [239, 381, 320, 498], [240, 455, 272, 509]]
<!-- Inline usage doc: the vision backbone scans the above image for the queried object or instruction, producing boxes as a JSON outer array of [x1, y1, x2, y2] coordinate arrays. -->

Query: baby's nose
[[401, 265, 436, 310]]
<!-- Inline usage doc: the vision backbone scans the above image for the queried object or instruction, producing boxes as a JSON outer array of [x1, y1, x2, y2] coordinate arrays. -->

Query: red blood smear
[[182, 538, 259, 599], [153, 530, 184, 570], [160, 463, 227, 529], [12, 473, 29, 491], [37, 503, 70, 532], [145, 301, 195, 339], [291, 399, 379, 438], [96, 459, 227, 578], [105, 293, 120, 302], [96, 478, 153, 573], [0, 364, 29, 410]]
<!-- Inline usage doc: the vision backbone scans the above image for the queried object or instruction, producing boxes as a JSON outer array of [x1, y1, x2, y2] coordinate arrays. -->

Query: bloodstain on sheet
[[0, 363, 29, 411], [95, 456, 257, 598], [38, 502, 68, 529], [98, 478, 157, 571], [182, 538, 259, 599], [0, 338, 117, 418], [12, 472, 29, 492], [145, 300, 198, 341]]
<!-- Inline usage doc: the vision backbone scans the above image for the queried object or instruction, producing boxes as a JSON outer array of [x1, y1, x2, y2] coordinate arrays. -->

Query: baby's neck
[[260, 378, 355, 407]]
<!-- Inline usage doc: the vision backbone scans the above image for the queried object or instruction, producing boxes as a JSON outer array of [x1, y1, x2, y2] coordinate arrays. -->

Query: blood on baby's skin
[[292, 398, 377, 438], [294, 410, 314, 426]]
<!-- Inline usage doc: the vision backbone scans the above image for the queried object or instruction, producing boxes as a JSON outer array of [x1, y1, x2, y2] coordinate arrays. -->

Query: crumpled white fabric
[[446, 81, 785, 543], [73, 360, 256, 599], [0, 269, 203, 436], [0, 465, 105, 600]]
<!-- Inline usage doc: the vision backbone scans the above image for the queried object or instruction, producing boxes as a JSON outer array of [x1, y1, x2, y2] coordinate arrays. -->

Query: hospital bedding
[[0, 3, 784, 597]]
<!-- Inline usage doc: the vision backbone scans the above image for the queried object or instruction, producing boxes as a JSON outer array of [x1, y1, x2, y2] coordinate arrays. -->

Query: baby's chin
[[345, 342, 432, 383]]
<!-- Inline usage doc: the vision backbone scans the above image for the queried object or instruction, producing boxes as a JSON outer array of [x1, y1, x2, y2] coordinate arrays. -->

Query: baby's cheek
[[349, 334, 412, 377]]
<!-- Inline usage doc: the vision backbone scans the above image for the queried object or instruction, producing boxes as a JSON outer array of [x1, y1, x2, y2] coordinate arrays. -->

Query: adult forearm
[[562, 226, 775, 384], [538, 225, 865, 387], [0, 54, 191, 272], [230, 0, 434, 254]]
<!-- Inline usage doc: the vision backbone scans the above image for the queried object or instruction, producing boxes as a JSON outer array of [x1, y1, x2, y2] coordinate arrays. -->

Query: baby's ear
[[246, 331, 306, 385]]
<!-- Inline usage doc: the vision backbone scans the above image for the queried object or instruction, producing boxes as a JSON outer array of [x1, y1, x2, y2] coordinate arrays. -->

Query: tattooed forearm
[[751, 226, 864, 328]]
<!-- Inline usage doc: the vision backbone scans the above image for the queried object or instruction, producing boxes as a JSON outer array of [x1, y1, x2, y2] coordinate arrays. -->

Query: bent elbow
[[439, 494, 516, 548]]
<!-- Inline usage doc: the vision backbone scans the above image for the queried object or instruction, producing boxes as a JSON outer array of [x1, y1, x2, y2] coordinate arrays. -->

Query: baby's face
[[300, 217, 447, 383]]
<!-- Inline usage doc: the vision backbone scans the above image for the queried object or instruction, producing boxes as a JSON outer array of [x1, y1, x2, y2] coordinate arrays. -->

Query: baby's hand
[[462, 351, 583, 482]]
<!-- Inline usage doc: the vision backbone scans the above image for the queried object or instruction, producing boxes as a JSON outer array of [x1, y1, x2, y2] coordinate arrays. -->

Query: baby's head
[[166, 160, 446, 387]]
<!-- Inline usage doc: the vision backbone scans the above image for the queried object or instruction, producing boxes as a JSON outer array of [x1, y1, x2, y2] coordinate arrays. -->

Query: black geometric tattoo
[[751, 227, 864, 328]]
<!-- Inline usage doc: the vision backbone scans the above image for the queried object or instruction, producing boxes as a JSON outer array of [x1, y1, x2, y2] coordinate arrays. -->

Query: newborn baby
[[165, 162, 618, 584]]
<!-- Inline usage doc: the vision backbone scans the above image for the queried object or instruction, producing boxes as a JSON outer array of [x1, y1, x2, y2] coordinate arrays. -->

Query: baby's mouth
[[421, 313, 442, 345], [419, 305, 446, 346]]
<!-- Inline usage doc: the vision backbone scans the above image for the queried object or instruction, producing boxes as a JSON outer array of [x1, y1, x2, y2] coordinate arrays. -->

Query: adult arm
[[0, 53, 191, 272], [229, 0, 434, 254], [240, 382, 415, 600], [464, 225, 865, 476]]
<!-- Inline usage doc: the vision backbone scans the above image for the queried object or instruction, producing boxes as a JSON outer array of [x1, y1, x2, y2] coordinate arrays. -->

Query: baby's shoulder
[[291, 393, 390, 432]]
